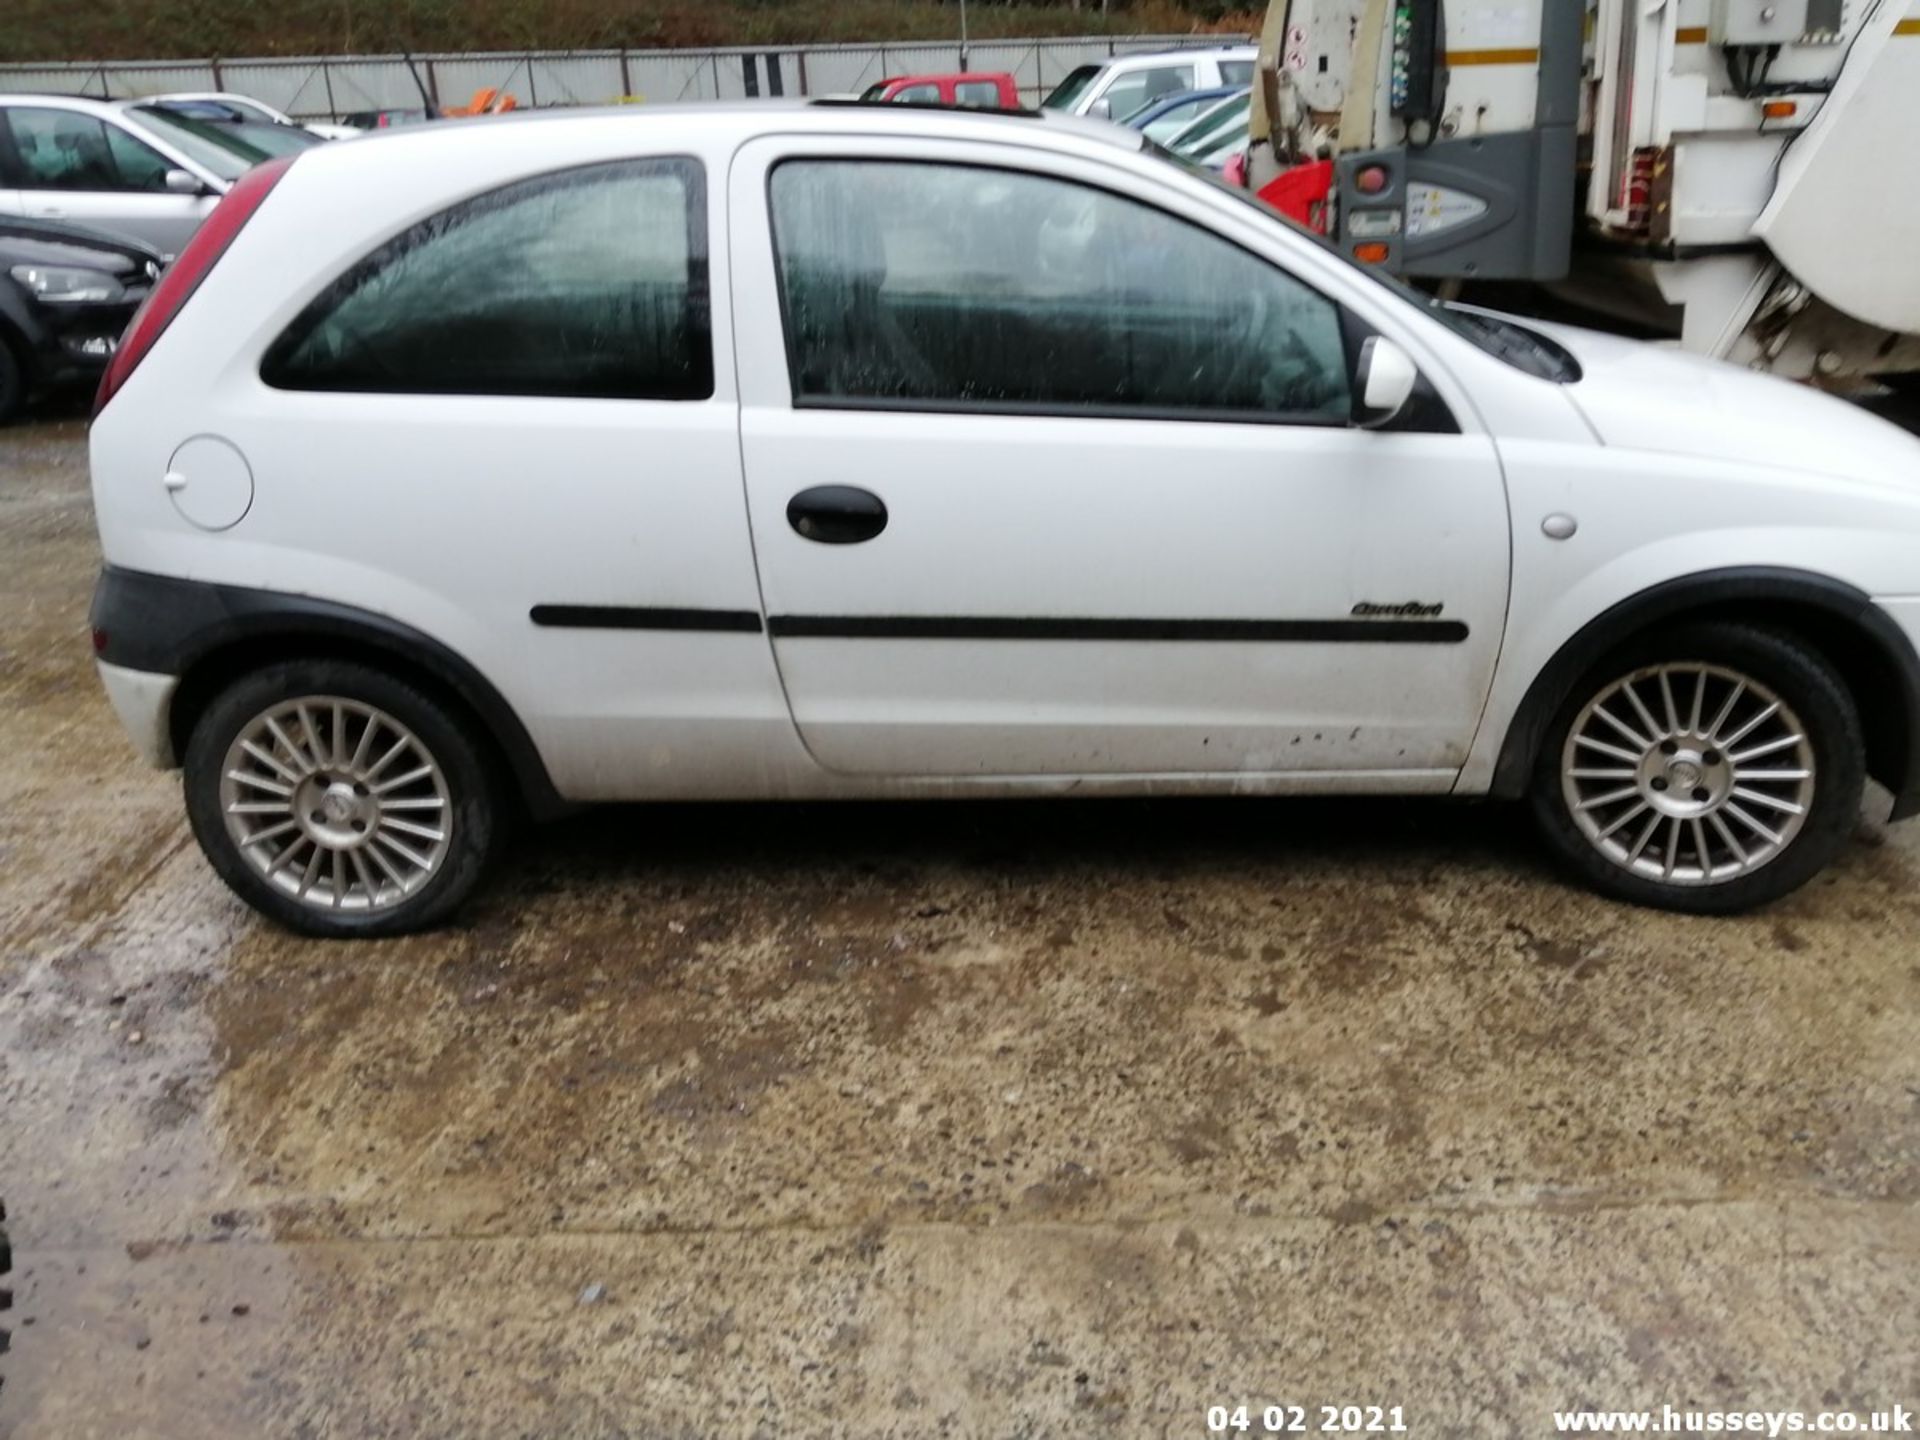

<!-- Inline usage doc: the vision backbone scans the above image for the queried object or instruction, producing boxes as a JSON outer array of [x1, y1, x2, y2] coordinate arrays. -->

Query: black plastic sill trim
[[530, 605, 763, 632], [530, 608, 1468, 644], [766, 614, 1468, 643]]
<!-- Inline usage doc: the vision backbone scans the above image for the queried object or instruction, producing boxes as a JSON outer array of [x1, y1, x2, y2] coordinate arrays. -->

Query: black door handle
[[787, 485, 888, 545]]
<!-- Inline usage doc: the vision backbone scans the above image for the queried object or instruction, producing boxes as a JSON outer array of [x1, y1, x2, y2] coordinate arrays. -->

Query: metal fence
[[0, 35, 1247, 120]]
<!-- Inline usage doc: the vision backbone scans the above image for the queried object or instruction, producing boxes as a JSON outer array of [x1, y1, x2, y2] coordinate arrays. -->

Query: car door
[[1087, 63, 1197, 121], [0, 106, 216, 256], [727, 135, 1511, 783]]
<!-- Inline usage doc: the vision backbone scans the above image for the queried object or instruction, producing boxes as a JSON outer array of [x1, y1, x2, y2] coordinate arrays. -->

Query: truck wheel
[[183, 660, 504, 937], [1530, 621, 1863, 913]]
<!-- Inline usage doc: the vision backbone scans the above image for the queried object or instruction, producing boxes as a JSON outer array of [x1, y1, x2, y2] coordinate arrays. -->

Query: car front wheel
[[1531, 621, 1864, 913], [183, 660, 503, 937]]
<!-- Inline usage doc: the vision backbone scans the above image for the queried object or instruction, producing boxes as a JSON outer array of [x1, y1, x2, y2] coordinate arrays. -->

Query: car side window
[[1219, 60, 1256, 85], [4, 108, 170, 192], [952, 81, 1005, 108], [1100, 65, 1195, 120], [262, 158, 711, 400], [103, 124, 174, 190], [768, 160, 1350, 423], [889, 83, 942, 105]]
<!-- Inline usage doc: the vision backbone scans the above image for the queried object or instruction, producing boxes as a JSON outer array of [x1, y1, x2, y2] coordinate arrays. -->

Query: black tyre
[[1530, 621, 1864, 913], [184, 659, 504, 937], [0, 337, 23, 426]]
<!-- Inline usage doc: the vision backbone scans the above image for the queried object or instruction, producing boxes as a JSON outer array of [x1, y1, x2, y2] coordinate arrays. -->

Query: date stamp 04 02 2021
[[1207, 1404, 1410, 1434]]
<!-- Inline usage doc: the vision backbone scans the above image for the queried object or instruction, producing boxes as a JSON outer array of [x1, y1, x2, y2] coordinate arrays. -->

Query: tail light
[[93, 154, 296, 417]]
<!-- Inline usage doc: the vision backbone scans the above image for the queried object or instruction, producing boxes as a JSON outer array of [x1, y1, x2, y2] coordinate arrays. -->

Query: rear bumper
[[96, 660, 179, 768]]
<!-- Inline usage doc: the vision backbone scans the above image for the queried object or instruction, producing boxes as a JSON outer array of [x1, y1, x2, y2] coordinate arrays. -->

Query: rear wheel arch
[[1491, 567, 1920, 817], [163, 614, 568, 824]]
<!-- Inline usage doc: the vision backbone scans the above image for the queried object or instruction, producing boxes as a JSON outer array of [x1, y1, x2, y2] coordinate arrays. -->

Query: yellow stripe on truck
[[1445, 47, 1541, 64], [1678, 18, 1918, 37]]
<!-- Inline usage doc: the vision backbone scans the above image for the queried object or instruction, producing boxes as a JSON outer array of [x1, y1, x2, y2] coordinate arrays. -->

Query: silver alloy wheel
[[218, 695, 452, 913], [1561, 662, 1815, 886]]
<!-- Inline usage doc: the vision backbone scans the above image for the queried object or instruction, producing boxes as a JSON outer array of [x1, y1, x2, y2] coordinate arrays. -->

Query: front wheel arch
[[1491, 567, 1920, 818]]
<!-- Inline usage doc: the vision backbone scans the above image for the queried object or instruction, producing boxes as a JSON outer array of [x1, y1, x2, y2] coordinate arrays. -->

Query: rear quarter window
[[261, 157, 711, 401]]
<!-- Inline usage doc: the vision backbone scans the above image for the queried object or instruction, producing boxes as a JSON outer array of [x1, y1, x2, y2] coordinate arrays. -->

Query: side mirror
[[1354, 335, 1418, 427], [1088, 97, 1113, 120], [162, 168, 206, 196]]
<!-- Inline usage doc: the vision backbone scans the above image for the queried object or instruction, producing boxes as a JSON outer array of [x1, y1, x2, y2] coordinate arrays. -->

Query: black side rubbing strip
[[530, 605, 763, 633], [768, 615, 1469, 644]]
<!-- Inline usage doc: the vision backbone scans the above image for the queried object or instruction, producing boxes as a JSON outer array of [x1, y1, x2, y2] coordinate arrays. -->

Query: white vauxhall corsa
[[86, 102, 1920, 936]]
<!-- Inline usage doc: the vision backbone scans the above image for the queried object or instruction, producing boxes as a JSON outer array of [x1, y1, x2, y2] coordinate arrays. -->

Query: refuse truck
[[1246, 0, 1920, 384]]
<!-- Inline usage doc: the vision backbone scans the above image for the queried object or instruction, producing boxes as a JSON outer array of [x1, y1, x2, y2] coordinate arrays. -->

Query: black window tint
[[769, 160, 1350, 423], [263, 158, 711, 400]]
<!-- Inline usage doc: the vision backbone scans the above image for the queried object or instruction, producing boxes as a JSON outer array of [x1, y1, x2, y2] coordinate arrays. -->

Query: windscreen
[[1041, 66, 1100, 110], [124, 107, 262, 180]]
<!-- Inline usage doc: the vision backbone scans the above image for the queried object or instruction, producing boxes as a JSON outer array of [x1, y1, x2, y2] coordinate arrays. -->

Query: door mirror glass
[[1355, 336, 1418, 426], [162, 167, 205, 195]]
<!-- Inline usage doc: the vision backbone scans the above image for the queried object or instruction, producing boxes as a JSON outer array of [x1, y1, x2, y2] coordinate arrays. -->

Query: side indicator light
[[1762, 100, 1798, 119]]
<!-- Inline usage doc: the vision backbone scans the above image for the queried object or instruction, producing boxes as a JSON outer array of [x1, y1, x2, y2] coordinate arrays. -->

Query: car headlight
[[9, 264, 127, 304]]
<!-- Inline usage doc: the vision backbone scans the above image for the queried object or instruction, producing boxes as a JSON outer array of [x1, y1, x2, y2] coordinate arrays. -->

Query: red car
[[858, 72, 1021, 109]]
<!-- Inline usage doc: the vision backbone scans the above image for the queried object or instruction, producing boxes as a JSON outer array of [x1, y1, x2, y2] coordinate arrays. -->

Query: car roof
[[325, 99, 1147, 157], [0, 94, 182, 118], [0, 93, 123, 113], [875, 72, 1014, 86], [1101, 44, 1257, 66]]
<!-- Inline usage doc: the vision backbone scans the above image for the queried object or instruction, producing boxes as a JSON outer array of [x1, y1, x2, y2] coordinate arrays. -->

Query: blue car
[[1119, 85, 1248, 143]]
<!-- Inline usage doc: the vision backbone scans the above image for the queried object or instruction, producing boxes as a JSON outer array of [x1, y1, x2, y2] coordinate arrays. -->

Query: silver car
[[0, 94, 288, 256]]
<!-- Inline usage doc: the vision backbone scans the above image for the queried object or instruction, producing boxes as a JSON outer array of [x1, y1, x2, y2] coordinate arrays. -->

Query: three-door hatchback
[[88, 102, 1920, 935]]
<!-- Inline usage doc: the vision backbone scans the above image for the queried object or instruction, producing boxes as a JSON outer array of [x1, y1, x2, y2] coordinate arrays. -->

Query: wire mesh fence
[[0, 35, 1246, 120]]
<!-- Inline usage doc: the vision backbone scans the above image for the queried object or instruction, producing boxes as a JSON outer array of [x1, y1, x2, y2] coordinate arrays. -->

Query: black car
[[0, 215, 160, 423]]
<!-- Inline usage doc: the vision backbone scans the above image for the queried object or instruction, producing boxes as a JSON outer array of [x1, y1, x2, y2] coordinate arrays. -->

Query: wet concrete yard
[[2, 415, 1917, 1437]]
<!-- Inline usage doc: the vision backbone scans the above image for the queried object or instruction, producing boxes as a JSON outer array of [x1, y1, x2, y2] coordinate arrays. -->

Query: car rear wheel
[[183, 660, 503, 937], [1530, 621, 1863, 913]]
